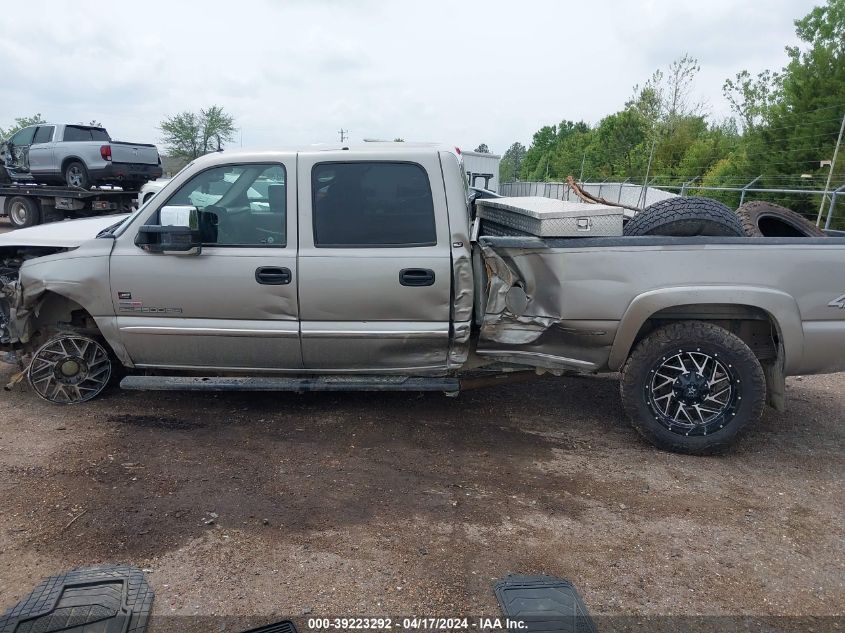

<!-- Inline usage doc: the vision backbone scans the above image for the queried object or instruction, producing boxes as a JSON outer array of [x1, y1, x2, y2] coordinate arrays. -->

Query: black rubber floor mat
[[494, 575, 597, 633], [0, 565, 153, 633], [239, 621, 298, 633]]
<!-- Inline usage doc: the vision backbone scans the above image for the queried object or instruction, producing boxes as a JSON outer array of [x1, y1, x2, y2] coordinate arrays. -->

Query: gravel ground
[[0, 216, 843, 629], [0, 357, 842, 630]]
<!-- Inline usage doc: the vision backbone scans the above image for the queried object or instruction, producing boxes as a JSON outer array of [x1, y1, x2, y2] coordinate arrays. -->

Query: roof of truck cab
[[39, 123, 105, 128], [191, 143, 459, 161]]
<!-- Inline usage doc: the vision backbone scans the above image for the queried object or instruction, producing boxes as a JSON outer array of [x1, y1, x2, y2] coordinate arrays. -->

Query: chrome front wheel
[[28, 335, 112, 403]]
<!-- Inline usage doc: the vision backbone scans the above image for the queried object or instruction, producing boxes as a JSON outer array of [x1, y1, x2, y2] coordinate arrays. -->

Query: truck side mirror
[[135, 205, 202, 255]]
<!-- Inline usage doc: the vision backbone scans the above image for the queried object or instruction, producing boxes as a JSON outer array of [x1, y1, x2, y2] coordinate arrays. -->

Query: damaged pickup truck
[[2, 145, 845, 454]]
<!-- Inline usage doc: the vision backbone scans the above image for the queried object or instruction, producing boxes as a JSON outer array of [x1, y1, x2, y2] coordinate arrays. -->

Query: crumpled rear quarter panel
[[477, 236, 845, 375]]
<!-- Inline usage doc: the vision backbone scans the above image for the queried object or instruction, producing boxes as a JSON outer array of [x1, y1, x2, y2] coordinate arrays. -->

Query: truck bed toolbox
[[477, 196, 623, 237]]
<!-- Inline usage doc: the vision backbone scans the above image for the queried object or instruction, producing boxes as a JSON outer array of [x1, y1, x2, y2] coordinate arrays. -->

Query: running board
[[120, 375, 460, 392]]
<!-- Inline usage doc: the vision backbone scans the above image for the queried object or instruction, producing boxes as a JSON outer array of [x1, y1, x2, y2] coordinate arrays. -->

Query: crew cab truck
[[2, 145, 845, 454]]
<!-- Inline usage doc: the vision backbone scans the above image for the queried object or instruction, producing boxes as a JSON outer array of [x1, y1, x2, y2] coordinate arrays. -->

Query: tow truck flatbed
[[0, 183, 137, 228]]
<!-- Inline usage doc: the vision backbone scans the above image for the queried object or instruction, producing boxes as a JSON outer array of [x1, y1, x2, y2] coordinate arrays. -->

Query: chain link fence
[[498, 181, 844, 230]]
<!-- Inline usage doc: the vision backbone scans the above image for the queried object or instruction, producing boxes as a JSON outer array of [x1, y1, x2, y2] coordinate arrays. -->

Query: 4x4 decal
[[829, 293, 845, 309]]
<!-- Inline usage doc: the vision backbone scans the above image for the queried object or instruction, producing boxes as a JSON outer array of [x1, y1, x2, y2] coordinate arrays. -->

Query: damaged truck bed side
[[2, 145, 845, 454]]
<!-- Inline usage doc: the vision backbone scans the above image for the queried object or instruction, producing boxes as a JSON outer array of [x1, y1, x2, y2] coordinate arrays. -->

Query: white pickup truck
[[2, 144, 844, 454]]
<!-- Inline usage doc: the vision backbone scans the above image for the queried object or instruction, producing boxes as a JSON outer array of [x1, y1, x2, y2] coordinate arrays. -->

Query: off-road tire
[[5, 196, 41, 228], [736, 200, 825, 237], [0, 165, 11, 184], [620, 321, 766, 454], [624, 196, 745, 237], [63, 160, 90, 189]]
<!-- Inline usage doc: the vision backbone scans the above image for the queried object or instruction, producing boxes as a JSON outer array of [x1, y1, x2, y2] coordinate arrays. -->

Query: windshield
[[105, 195, 157, 238]]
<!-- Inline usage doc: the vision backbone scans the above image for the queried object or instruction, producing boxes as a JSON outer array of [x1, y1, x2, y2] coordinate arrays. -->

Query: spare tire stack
[[736, 200, 826, 237], [623, 197, 745, 237], [622, 196, 826, 238]]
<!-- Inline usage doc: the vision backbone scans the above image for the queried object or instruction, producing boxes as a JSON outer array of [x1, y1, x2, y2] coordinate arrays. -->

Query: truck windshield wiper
[[96, 220, 126, 238]]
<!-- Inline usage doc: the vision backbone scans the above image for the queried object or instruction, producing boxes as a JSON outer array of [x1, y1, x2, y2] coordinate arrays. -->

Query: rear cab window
[[62, 126, 110, 142], [312, 161, 437, 247]]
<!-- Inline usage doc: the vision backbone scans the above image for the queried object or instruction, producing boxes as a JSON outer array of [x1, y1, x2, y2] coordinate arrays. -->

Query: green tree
[[589, 110, 650, 178], [520, 125, 558, 179], [722, 70, 780, 132], [499, 142, 527, 182], [0, 114, 46, 139], [474, 143, 490, 153], [629, 55, 704, 132], [159, 106, 236, 160]]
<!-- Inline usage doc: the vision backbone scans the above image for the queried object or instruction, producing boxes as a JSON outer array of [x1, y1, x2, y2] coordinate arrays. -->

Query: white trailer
[[461, 150, 501, 192]]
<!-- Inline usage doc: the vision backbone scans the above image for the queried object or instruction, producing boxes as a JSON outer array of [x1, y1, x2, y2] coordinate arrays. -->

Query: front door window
[[159, 163, 287, 246]]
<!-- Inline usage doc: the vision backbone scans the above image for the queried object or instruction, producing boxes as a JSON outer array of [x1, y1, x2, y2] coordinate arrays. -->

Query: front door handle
[[255, 266, 292, 285], [399, 268, 435, 287]]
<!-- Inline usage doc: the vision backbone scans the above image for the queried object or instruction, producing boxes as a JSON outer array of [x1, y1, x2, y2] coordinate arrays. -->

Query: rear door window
[[312, 161, 436, 247], [32, 126, 54, 144]]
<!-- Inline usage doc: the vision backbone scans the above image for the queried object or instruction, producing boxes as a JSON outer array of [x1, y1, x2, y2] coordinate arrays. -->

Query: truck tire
[[5, 196, 41, 229], [736, 200, 825, 237], [0, 165, 11, 184], [620, 321, 766, 454], [624, 197, 745, 237], [63, 160, 90, 188]]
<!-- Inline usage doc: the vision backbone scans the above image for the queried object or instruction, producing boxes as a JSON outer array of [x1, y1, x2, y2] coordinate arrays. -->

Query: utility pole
[[639, 136, 657, 208], [338, 128, 349, 143], [578, 151, 586, 183], [817, 111, 845, 226]]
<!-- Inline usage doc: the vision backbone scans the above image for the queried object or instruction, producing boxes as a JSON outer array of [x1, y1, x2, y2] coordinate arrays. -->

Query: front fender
[[607, 285, 804, 373]]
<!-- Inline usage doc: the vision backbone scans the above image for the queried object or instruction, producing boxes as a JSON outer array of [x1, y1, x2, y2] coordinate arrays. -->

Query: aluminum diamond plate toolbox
[[477, 196, 623, 237]]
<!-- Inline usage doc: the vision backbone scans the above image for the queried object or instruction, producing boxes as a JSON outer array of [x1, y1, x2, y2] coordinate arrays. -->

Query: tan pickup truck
[[2, 144, 844, 454]]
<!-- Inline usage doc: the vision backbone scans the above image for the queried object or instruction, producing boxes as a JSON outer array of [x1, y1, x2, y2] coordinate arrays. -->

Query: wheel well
[[26, 292, 105, 351], [631, 303, 780, 363], [60, 156, 85, 174]]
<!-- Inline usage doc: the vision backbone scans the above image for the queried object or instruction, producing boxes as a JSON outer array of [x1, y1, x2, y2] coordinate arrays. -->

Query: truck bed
[[475, 234, 845, 377]]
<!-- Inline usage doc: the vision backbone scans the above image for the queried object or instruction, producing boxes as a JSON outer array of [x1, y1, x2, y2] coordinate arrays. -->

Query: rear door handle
[[255, 266, 292, 285], [399, 268, 435, 287]]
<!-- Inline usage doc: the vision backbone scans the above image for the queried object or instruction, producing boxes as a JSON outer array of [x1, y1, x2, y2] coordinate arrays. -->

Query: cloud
[[0, 0, 817, 153]]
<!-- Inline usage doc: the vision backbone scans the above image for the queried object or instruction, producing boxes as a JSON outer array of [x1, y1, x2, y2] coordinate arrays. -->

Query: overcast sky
[[0, 0, 816, 154]]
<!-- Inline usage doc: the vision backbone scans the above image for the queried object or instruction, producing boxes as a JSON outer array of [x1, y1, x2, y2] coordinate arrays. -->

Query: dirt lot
[[0, 344, 843, 630], [0, 216, 843, 629]]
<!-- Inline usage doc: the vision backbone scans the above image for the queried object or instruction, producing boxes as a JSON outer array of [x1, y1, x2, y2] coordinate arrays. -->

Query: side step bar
[[120, 375, 460, 392]]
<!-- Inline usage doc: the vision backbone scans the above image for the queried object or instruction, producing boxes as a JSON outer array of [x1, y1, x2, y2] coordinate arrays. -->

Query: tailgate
[[110, 142, 159, 165]]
